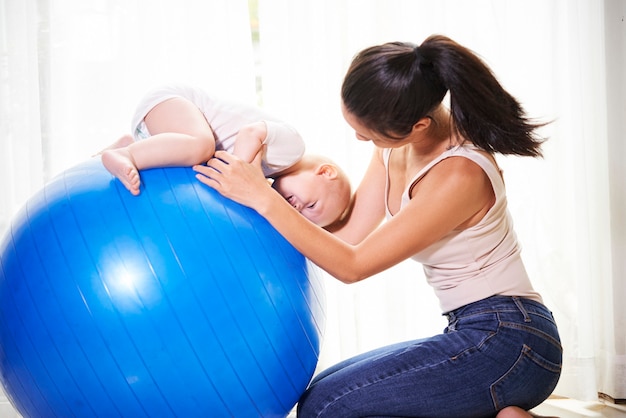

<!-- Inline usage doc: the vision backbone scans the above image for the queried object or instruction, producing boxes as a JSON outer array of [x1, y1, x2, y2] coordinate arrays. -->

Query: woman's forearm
[[255, 189, 363, 283], [194, 152, 363, 283]]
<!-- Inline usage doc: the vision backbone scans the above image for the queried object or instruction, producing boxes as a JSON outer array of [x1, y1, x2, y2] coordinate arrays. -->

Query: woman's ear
[[315, 164, 338, 179], [412, 116, 432, 133]]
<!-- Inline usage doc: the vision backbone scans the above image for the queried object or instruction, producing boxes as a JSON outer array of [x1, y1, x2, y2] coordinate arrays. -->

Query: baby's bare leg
[[137, 97, 216, 168], [101, 147, 141, 195], [102, 97, 215, 196]]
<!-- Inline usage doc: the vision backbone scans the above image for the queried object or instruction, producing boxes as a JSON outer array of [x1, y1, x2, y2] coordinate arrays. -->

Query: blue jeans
[[297, 296, 562, 418]]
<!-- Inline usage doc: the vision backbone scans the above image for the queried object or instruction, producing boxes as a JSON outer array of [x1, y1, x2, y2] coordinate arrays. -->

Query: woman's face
[[341, 103, 406, 148]]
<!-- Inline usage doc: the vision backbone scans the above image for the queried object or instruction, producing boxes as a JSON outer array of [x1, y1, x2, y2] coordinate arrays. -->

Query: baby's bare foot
[[101, 148, 141, 195]]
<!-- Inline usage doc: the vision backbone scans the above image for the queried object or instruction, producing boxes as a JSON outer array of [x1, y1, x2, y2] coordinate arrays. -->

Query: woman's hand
[[193, 150, 273, 211]]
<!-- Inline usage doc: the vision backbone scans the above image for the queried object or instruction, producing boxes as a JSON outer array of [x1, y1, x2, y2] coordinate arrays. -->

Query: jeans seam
[[500, 321, 562, 350], [449, 330, 497, 361], [447, 298, 557, 326], [490, 345, 528, 410], [454, 309, 556, 325], [315, 356, 452, 416], [489, 344, 562, 410]]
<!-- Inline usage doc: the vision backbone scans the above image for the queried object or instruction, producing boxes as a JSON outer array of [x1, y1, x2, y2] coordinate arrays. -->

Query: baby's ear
[[316, 163, 338, 179]]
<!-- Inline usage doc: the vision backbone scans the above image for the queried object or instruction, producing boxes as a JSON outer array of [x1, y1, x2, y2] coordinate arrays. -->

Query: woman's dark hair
[[341, 35, 546, 157]]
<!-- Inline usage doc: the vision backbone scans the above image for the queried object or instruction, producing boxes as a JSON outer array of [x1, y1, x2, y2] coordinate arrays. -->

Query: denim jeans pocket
[[489, 344, 562, 410]]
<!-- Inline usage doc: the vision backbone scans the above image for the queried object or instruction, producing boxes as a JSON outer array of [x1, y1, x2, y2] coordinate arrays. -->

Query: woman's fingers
[[193, 151, 270, 209]]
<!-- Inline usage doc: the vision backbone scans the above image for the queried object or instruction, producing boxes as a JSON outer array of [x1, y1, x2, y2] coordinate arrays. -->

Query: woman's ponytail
[[420, 35, 546, 157], [341, 35, 547, 157]]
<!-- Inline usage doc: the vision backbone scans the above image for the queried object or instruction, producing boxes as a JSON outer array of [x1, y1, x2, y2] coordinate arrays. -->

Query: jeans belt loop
[[512, 296, 531, 322]]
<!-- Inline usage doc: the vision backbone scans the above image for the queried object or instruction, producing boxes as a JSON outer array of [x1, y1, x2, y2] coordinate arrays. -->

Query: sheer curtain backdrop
[[0, 0, 256, 235], [1, 0, 624, 413], [255, 0, 625, 405], [0, 0, 256, 413]]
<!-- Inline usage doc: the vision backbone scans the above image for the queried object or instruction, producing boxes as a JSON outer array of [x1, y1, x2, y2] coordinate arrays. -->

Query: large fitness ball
[[0, 158, 325, 418]]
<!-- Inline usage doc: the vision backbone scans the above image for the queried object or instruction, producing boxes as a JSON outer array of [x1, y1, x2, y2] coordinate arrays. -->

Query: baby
[[101, 85, 351, 228]]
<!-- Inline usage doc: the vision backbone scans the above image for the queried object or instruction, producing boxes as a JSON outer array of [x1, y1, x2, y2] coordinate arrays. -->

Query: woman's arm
[[194, 151, 492, 283], [326, 149, 387, 245]]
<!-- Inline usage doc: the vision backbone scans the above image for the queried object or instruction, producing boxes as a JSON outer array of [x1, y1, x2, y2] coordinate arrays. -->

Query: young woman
[[194, 35, 562, 418]]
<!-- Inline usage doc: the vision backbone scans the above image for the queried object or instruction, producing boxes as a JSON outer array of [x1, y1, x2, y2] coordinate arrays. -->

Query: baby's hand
[[194, 151, 270, 210]]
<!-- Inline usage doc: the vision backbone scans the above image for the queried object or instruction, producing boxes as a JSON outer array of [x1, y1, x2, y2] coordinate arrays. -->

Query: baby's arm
[[233, 120, 305, 175], [232, 122, 268, 163]]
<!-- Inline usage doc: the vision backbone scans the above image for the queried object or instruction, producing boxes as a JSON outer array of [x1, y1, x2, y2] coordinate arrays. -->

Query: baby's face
[[273, 171, 347, 227]]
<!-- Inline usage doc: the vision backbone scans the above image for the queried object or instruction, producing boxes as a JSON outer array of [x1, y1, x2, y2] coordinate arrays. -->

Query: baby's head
[[272, 155, 351, 228]]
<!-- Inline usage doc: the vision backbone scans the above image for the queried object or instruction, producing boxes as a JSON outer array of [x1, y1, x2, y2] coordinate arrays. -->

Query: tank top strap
[[383, 145, 505, 217]]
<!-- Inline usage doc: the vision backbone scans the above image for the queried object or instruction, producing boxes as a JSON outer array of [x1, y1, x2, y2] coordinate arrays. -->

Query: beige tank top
[[383, 145, 543, 313]]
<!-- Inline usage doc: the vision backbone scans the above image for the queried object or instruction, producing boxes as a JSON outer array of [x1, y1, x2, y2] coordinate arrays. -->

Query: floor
[[0, 399, 19, 418], [2, 394, 625, 417], [531, 397, 626, 418]]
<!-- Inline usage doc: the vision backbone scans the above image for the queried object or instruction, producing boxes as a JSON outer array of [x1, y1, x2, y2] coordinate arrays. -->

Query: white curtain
[[1, 0, 624, 411], [255, 0, 625, 404], [0, 0, 256, 234]]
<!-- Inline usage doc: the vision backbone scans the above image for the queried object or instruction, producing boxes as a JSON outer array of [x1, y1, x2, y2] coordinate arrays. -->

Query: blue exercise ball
[[0, 158, 325, 418]]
